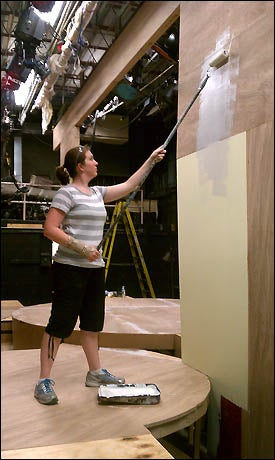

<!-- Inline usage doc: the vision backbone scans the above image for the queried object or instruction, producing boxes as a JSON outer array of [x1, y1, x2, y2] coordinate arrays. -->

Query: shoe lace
[[101, 369, 113, 377], [41, 378, 55, 393]]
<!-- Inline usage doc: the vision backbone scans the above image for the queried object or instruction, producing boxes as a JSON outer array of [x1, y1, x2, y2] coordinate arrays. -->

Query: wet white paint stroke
[[196, 30, 239, 196], [197, 140, 230, 196]]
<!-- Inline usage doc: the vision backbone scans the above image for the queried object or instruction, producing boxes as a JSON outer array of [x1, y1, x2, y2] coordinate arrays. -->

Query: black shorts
[[45, 262, 105, 339]]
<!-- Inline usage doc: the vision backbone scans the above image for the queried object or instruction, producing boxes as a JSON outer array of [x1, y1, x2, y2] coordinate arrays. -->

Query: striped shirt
[[51, 184, 107, 268]]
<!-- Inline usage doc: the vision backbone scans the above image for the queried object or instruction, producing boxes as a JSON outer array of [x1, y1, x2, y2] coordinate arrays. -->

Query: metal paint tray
[[97, 383, 160, 405]]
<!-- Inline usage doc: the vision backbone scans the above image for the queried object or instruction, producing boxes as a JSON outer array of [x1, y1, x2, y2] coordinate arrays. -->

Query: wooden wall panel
[[177, 2, 274, 458], [177, 1, 274, 158], [179, 1, 271, 69], [245, 120, 274, 458], [232, 12, 274, 135]]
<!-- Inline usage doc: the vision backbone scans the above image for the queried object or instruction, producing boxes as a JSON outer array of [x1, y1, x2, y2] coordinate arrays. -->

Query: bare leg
[[80, 330, 101, 371], [39, 332, 62, 379]]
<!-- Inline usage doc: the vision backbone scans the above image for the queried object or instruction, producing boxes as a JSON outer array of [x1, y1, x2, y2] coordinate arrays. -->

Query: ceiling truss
[[1, 1, 179, 140]]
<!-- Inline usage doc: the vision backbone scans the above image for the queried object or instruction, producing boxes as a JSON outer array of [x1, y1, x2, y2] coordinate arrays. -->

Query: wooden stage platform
[[1, 344, 210, 458], [11, 297, 181, 355]]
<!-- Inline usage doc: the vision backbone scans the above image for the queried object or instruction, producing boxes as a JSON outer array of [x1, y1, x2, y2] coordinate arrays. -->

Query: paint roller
[[209, 48, 229, 68], [97, 48, 229, 251]]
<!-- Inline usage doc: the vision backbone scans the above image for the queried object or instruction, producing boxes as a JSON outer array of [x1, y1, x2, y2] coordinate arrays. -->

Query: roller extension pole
[[97, 72, 211, 251]]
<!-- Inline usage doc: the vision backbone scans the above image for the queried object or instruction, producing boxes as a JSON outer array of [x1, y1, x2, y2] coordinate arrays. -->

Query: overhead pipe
[[31, 1, 99, 134], [139, 64, 175, 92], [46, 1, 78, 56]]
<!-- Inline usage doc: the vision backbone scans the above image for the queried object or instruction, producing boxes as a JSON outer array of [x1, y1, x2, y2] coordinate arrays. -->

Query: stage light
[[15, 6, 48, 45], [1, 73, 21, 92], [12, 5, 51, 81], [6, 53, 32, 83], [167, 33, 176, 43], [24, 56, 50, 79], [125, 74, 134, 83], [162, 28, 179, 61]]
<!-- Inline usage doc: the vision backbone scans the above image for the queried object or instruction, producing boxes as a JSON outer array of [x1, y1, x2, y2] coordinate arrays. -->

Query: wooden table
[[1, 344, 210, 458], [12, 297, 181, 355]]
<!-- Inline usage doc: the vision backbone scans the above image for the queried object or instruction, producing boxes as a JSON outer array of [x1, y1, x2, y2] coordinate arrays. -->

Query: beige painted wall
[[177, 132, 248, 409]]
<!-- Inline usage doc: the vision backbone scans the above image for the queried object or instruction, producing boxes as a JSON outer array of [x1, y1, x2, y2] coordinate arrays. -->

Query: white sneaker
[[85, 369, 125, 387]]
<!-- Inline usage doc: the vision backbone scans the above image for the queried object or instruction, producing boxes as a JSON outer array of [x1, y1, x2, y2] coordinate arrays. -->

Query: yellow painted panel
[[177, 132, 248, 410]]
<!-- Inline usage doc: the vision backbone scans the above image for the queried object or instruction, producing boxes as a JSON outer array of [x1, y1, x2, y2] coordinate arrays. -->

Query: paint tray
[[97, 383, 160, 405]]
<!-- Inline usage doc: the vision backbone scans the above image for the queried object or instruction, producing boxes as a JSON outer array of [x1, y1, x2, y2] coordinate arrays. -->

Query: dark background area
[[1, 1, 180, 305], [1, 110, 179, 305]]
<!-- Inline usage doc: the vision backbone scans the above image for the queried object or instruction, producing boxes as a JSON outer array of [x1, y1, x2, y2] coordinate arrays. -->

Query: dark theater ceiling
[[1, 1, 179, 137]]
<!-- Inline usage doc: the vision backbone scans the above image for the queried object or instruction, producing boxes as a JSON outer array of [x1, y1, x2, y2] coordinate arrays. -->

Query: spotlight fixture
[[81, 97, 124, 132], [24, 56, 50, 79], [6, 51, 31, 83], [96, 96, 124, 120], [15, 6, 48, 46]]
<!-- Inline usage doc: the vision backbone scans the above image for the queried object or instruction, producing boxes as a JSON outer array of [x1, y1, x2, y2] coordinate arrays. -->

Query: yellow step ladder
[[103, 201, 156, 298]]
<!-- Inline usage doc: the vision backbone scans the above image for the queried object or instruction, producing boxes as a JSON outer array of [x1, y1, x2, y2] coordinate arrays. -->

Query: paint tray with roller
[[97, 383, 161, 405]]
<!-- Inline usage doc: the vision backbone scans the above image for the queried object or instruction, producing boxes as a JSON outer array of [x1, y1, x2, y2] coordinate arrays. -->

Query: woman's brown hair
[[56, 145, 90, 185]]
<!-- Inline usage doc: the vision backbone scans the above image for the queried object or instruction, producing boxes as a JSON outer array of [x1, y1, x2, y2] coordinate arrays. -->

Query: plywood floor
[[1, 344, 210, 454], [11, 297, 181, 353]]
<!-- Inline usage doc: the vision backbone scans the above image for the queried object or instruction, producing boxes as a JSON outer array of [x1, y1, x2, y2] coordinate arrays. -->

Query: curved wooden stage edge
[[1, 345, 210, 458], [12, 297, 182, 355], [2, 298, 210, 458]]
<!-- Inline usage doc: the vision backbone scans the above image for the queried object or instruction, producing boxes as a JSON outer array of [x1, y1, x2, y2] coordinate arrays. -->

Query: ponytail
[[56, 165, 70, 185]]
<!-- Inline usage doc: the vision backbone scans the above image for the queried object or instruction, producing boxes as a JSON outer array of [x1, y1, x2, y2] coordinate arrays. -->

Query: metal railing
[[1, 183, 157, 223]]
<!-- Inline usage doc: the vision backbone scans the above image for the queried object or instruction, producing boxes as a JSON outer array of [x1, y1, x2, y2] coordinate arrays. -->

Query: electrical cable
[[89, 110, 99, 150]]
